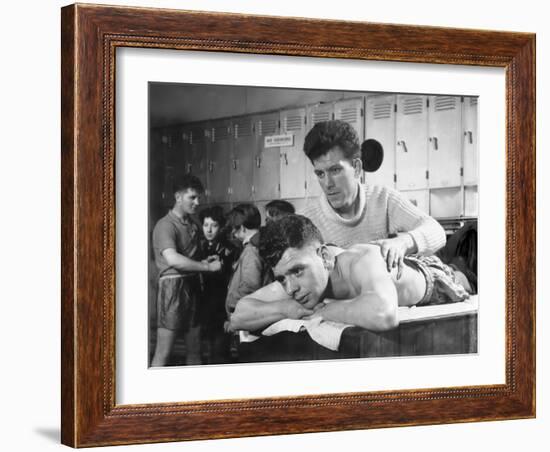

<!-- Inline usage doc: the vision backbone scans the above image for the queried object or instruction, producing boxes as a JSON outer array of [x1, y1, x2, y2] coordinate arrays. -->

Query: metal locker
[[280, 107, 307, 199], [462, 96, 479, 187], [306, 102, 335, 198], [334, 97, 364, 140], [365, 94, 396, 189], [231, 116, 254, 202], [160, 128, 177, 206], [428, 96, 462, 188], [253, 113, 280, 202], [430, 187, 463, 219], [400, 189, 430, 215], [207, 119, 232, 204], [395, 95, 429, 191], [187, 124, 208, 196]]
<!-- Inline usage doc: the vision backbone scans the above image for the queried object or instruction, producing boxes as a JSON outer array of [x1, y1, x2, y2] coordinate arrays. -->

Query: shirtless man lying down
[[229, 214, 471, 333]]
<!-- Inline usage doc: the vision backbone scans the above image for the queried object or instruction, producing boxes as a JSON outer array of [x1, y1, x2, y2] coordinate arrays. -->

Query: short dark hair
[[172, 174, 204, 196], [227, 203, 261, 231], [265, 199, 295, 218], [259, 214, 324, 268], [199, 205, 226, 228], [303, 120, 361, 162]]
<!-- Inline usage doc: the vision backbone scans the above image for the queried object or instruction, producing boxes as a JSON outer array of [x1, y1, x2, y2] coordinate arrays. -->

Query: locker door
[[188, 124, 208, 195], [253, 113, 280, 201], [334, 97, 364, 140], [395, 95, 429, 190], [231, 116, 254, 202], [463, 96, 479, 186], [306, 103, 335, 198], [428, 96, 462, 188], [160, 128, 177, 207], [280, 108, 307, 199], [207, 120, 232, 204], [149, 128, 166, 215], [365, 94, 396, 188], [180, 126, 192, 176]]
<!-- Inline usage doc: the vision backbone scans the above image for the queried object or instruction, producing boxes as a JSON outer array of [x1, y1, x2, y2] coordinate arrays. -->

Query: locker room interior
[[148, 83, 479, 363]]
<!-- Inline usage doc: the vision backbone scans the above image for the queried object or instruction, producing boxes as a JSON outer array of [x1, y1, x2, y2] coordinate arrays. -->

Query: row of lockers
[[151, 94, 478, 217]]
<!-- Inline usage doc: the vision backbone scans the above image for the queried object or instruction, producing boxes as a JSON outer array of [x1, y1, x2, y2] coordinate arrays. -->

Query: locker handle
[[429, 136, 439, 150], [284, 153, 288, 165], [397, 140, 408, 153], [255, 156, 261, 168], [186, 163, 192, 173], [208, 161, 214, 173], [232, 159, 238, 170], [464, 131, 473, 144]]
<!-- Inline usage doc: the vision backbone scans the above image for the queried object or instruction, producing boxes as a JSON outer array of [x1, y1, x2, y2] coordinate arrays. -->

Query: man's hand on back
[[370, 233, 416, 279]]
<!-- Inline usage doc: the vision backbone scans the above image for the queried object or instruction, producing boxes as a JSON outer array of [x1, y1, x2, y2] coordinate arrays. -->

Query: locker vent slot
[[190, 127, 206, 144], [470, 97, 478, 106], [434, 96, 457, 112], [234, 118, 253, 138], [258, 118, 278, 136], [312, 110, 331, 124], [285, 115, 303, 132], [373, 102, 392, 120], [337, 107, 358, 123], [403, 97, 424, 115], [213, 125, 231, 141]]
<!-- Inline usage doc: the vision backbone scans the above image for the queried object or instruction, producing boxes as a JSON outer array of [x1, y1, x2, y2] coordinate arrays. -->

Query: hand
[[207, 259, 222, 272], [370, 234, 413, 279], [281, 299, 314, 319], [206, 255, 220, 263]]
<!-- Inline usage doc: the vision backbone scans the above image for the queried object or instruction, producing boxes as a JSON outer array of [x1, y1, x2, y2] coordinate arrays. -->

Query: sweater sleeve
[[386, 189, 446, 255]]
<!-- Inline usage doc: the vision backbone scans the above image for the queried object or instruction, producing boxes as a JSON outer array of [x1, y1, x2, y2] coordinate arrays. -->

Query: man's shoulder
[[153, 213, 174, 233], [299, 196, 322, 217]]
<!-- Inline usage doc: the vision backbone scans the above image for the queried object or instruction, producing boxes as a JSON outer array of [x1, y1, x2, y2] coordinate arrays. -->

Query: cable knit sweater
[[300, 183, 446, 255]]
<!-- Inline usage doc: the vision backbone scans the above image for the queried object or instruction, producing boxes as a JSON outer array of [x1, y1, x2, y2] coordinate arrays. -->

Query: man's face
[[202, 217, 220, 242], [312, 147, 360, 212], [273, 243, 329, 309], [175, 188, 200, 215]]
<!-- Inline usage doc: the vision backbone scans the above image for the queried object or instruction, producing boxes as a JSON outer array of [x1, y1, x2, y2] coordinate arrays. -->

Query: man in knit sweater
[[301, 120, 445, 279]]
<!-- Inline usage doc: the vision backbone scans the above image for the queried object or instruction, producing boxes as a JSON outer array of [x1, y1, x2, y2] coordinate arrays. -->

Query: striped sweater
[[300, 183, 445, 255]]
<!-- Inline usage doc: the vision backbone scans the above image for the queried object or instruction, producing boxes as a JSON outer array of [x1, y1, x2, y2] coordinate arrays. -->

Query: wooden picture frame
[[61, 3, 535, 447]]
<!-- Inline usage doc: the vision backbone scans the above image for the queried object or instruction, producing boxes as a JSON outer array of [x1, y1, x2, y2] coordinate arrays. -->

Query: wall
[[1, 1, 546, 452]]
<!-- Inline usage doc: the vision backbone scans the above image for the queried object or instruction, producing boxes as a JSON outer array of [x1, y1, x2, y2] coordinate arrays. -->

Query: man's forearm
[[408, 218, 446, 255], [167, 254, 210, 273], [230, 299, 289, 332]]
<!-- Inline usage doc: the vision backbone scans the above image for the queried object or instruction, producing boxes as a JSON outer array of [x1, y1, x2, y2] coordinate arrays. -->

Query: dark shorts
[[156, 274, 200, 331], [405, 255, 470, 306]]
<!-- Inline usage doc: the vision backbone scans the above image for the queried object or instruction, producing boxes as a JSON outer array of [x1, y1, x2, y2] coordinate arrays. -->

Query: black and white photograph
[[148, 83, 479, 367]]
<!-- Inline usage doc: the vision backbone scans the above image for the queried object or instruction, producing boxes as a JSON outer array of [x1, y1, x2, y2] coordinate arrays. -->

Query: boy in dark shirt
[[197, 206, 237, 363]]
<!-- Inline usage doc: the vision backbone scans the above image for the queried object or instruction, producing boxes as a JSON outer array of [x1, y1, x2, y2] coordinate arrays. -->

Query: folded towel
[[261, 318, 351, 351]]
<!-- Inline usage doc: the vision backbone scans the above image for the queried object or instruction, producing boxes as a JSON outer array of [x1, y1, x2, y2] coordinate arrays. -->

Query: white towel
[[261, 318, 351, 351]]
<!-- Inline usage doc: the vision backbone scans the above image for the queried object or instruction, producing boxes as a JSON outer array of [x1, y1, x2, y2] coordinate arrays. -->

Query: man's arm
[[229, 282, 313, 332], [371, 189, 446, 276], [162, 248, 221, 273], [386, 189, 446, 255], [309, 250, 399, 331]]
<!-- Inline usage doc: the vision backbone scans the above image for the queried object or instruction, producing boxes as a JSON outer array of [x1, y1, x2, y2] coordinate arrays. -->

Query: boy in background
[[225, 204, 272, 316], [197, 206, 237, 363]]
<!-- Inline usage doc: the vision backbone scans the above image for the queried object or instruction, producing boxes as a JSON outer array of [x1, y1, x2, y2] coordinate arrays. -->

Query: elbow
[[368, 306, 399, 331], [377, 309, 399, 331]]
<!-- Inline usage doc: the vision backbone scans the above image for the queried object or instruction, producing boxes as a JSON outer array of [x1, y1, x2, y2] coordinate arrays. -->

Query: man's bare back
[[329, 244, 427, 308]]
